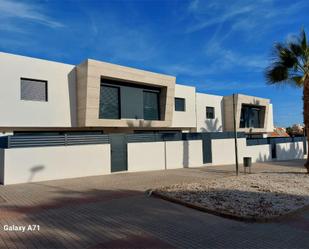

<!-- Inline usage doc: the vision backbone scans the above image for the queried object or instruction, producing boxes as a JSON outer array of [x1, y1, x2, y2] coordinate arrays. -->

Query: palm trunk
[[303, 76, 309, 173]]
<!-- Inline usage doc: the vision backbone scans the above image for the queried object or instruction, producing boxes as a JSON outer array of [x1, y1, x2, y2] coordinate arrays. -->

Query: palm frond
[[289, 43, 303, 57], [266, 28, 308, 87], [291, 76, 304, 87], [301, 28, 307, 51], [274, 43, 298, 68], [265, 63, 288, 84]]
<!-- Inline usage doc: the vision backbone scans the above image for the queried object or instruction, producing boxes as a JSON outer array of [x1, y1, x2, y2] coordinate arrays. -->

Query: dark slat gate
[[110, 134, 128, 172]]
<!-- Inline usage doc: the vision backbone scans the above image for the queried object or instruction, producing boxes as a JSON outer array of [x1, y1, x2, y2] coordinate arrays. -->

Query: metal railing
[[1, 134, 110, 148], [246, 136, 306, 146]]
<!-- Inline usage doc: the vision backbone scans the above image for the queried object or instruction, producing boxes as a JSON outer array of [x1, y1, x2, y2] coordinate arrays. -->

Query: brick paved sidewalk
[[0, 160, 308, 248]]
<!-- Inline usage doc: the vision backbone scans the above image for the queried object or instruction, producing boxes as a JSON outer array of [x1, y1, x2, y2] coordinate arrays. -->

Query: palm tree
[[265, 29, 309, 173]]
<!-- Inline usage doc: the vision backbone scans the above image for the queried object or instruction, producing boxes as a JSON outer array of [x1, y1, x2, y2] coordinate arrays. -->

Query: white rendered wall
[[127, 140, 203, 172], [128, 142, 166, 172], [0, 52, 76, 127], [2, 144, 110, 185], [245, 144, 272, 162], [276, 142, 304, 160], [165, 140, 203, 169], [211, 138, 246, 165], [172, 84, 197, 128], [211, 138, 304, 165], [211, 138, 271, 165], [266, 104, 274, 132], [196, 93, 223, 132]]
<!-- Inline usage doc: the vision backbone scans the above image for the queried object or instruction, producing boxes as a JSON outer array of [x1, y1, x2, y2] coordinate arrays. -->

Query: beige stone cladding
[[76, 59, 176, 128], [223, 94, 270, 133]]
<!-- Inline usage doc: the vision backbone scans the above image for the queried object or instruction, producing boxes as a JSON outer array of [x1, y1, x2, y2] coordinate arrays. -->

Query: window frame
[[174, 97, 186, 112], [20, 77, 48, 102], [206, 106, 215, 119]]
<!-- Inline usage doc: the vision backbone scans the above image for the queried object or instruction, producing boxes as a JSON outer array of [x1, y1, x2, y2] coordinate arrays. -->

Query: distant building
[[268, 127, 289, 137]]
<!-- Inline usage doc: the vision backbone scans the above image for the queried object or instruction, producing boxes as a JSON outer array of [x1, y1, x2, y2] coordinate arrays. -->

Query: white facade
[[172, 84, 196, 129], [0, 52, 274, 134], [0, 52, 76, 128], [196, 93, 224, 132]]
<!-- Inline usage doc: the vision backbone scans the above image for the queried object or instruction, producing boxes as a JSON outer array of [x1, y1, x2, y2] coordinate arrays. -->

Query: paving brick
[[0, 160, 308, 248]]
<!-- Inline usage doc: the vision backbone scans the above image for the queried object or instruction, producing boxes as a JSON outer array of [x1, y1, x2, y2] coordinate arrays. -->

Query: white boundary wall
[[245, 144, 272, 162], [2, 144, 110, 185], [128, 142, 166, 172], [211, 138, 303, 165], [211, 138, 246, 165], [128, 140, 203, 172], [276, 142, 304, 160], [166, 140, 203, 169], [0, 138, 306, 185]]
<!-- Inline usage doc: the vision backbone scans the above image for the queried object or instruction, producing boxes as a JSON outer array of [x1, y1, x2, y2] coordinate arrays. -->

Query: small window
[[206, 106, 215, 119], [175, 98, 185, 111], [20, 78, 48, 102]]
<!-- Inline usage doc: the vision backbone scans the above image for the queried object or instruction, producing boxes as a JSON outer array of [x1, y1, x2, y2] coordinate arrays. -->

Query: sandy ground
[[157, 171, 309, 218]]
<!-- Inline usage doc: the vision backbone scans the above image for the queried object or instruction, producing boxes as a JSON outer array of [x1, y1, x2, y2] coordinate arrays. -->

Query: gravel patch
[[156, 172, 309, 219]]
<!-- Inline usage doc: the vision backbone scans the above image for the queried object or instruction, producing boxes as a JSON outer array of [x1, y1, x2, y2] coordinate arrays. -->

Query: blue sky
[[0, 0, 309, 127]]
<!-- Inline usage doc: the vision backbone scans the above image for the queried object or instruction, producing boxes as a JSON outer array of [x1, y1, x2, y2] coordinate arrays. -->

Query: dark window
[[206, 106, 215, 119], [99, 85, 120, 119], [20, 78, 48, 102], [240, 104, 265, 128], [143, 91, 160, 120], [175, 98, 185, 111]]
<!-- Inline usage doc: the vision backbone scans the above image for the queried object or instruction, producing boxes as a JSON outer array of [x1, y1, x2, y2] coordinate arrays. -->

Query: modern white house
[[0, 52, 274, 136], [4, 52, 302, 186]]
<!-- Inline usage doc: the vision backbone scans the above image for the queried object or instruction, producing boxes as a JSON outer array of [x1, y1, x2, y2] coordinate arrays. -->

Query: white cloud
[[80, 11, 159, 63], [185, 0, 306, 34], [197, 80, 267, 91], [204, 41, 267, 73], [0, 0, 63, 29]]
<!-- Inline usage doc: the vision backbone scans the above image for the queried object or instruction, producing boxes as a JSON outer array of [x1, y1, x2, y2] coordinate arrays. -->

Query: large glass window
[[240, 104, 265, 128], [20, 78, 48, 102], [206, 106, 215, 119], [175, 98, 185, 111], [143, 91, 160, 120], [99, 85, 120, 119]]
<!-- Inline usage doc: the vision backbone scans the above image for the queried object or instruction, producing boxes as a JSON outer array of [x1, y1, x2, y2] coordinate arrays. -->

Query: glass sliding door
[[143, 91, 160, 120]]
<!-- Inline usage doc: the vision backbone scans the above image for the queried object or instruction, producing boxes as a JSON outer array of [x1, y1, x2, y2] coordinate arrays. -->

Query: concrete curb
[[151, 191, 309, 223]]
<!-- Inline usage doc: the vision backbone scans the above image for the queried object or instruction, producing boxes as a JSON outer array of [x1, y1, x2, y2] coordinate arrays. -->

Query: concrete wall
[[166, 140, 203, 169], [196, 93, 223, 132], [0, 52, 76, 128], [211, 138, 273, 165], [172, 84, 196, 129], [127, 142, 165, 172], [211, 138, 245, 165], [127, 140, 203, 172], [2, 144, 110, 185], [245, 144, 272, 162], [212, 138, 304, 165], [276, 142, 304, 160]]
